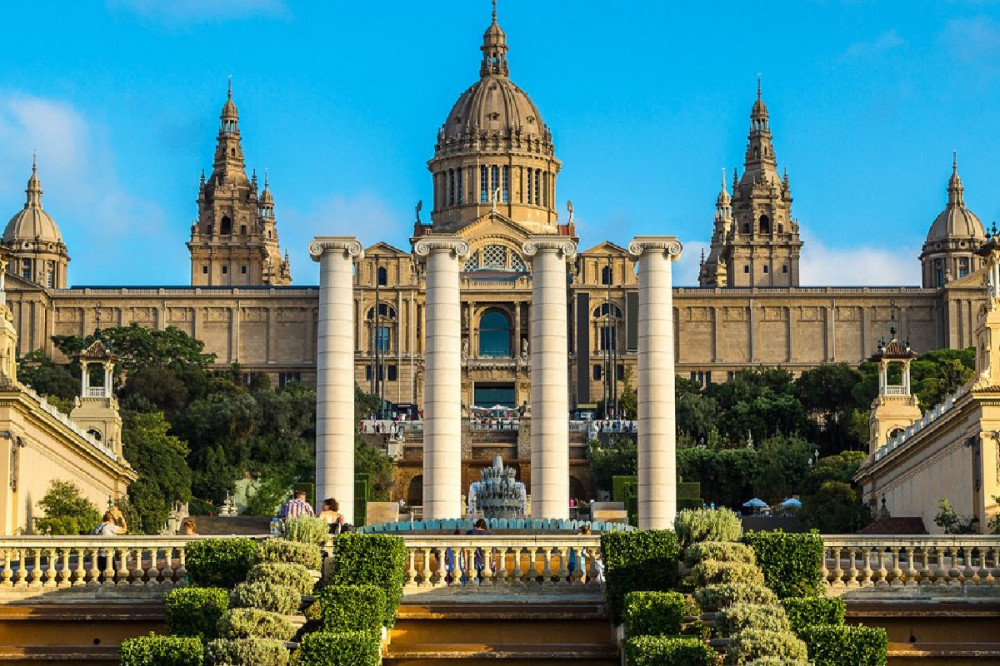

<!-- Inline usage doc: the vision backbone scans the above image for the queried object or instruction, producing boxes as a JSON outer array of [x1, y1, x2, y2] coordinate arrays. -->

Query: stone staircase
[[384, 601, 619, 665]]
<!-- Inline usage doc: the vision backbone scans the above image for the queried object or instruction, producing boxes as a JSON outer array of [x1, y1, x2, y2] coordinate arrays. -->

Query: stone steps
[[889, 642, 1000, 665], [0, 646, 118, 664]]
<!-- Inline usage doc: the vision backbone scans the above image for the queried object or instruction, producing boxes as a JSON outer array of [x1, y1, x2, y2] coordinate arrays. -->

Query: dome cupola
[[2, 156, 70, 288], [920, 153, 985, 288]]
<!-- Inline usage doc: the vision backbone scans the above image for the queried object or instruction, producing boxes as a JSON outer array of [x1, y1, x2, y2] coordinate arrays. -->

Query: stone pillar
[[413, 235, 469, 520], [523, 236, 577, 520], [629, 236, 683, 529], [309, 237, 364, 523]]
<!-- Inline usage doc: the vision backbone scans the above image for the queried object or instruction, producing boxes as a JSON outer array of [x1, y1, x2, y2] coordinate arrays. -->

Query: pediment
[[364, 241, 410, 257], [456, 212, 532, 247], [579, 240, 629, 256]]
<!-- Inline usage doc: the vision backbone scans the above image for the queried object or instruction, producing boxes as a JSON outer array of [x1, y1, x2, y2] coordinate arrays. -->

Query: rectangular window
[[241, 266, 247, 274], [202, 266, 209, 274], [278, 372, 302, 388], [593, 364, 602, 381], [782, 265, 788, 274], [743, 265, 750, 274], [480, 165, 489, 203], [763, 265, 769, 274], [388, 365, 398, 381], [457, 169, 463, 204], [448, 169, 455, 205], [502, 166, 510, 203], [542, 171, 549, 207], [490, 165, 499, 201], [959, 259, 970, 277], [527, 169, 533, 204], [222, 266, 228, 274], [375, 326, 391, 352], [616, 364, 625, 380], [599, 326, 617, 351], [534, 169, 541, 204]]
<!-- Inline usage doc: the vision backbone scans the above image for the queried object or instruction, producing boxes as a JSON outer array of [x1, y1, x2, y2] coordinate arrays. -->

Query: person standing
[[92, 511, 125, 580], [278, 490, 315, 521], [465, 518, 492, 580], [319, 498, 346, 534]]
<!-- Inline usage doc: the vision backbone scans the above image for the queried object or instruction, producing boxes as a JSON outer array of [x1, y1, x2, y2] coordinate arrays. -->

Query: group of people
[[278, 490, 352, 534]]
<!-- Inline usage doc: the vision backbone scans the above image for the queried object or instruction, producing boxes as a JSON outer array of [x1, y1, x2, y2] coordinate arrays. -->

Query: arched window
[[240, 224, 247, 235], [601, 265, 612, 285], [87, 428, 103, 442], [377, 266, 388, 286], [479, 310, 512, 357], [759, 215, 771, 234], [367, 304, 396, 320], [220, 216, 232, 235], [593, 303, 623, 319]]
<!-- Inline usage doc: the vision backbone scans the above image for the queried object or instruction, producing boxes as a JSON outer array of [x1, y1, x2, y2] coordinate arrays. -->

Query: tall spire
[[26, 153, 42, 208], [212, 79, 247, 184], [743, 78, 777, 182], [948, 150, 965, 207], [480, 0, 509, 78]]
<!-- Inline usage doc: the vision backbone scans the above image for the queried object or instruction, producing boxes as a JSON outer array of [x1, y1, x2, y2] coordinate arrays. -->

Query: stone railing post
[[309, 237, 364, 523]]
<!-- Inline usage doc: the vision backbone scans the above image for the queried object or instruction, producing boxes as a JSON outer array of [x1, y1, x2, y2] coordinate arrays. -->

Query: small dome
[[3, 165, 64, 246], [925, 159, 985, 244]]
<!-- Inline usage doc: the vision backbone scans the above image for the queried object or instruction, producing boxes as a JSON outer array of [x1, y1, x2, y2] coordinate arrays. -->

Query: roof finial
[[264, 168, 269, 188], [757, 73, 762, 100], [721, 167, 726, 191], [32, 150, 36, 174], [492, 0, 497, 23], [227, 75, 232, 100], [953, 150, 958, 174]]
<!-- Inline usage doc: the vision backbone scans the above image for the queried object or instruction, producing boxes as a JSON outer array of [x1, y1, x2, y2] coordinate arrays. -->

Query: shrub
[[624, 635, 721, 666], [327, 534, 407, 627], [781, 597, 846, 634], [674, 508, 742, 548], [247, 563, 314, 596], [229, 582, 300, 616], [256, 539, 322, 571], [744, 659, 810, 666], [799, 624, 888, 666], [622, 590, 686, 637], [743, 531, 824, 599], [691, 560, 764, 587], [217, 608, 296, 641], [205, 638, 289, 666], [186, 538, 262, 589], [35, 479, 101, 536], [165, 588, 229, 640], [295, 630, 381, 666], [727, 628, 808, 664], [318, 585, 386, 632], [283, 516, 329, 547], [600, 529, 680, 624], [684, 541, 756, 568], [715, 603, 790, 637], [693, 583, 778, 613], [120, 633, 204, 666]]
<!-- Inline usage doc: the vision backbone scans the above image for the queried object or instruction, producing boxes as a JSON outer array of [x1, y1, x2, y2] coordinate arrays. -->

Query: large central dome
[[427, 9, 562, 235]]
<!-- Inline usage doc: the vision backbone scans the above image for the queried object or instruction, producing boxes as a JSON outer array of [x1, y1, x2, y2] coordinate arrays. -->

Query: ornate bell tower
[[69, 341, 123, 457], [868, 330, 921, 453]]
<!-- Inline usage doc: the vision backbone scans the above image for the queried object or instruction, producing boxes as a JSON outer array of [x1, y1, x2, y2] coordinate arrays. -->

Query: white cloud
[[939, 16, 1000, 64], [799, 237, 921, 286], [839, 29, 906, 60], [106, 0, 288, 24]]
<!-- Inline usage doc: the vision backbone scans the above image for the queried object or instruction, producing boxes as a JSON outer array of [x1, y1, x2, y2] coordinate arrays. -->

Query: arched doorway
[[478, 310, 512, 357], [407, 475, 423, 507]]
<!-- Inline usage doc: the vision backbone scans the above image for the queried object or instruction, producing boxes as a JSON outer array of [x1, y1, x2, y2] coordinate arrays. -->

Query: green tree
[[587, 436, 637, 494], [675, 378, 717, 446], [122, 411, 192, 533], [795, 363, 865, 453], [355, 438, 394, 501], [53, 324, 216, 375], [706, 368, 815, 444], [798, 451, 870, 533], [17, 349, 78, 401], [34, 480, 101, 535]]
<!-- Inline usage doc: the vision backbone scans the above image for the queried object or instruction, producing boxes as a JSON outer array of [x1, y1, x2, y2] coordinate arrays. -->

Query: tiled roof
[[857, 517, 927, 535]]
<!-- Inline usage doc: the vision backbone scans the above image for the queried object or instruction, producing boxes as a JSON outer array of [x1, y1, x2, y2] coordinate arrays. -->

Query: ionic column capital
[[412, 235, 470, 261], [628, 236, 683, 260], [308, 237, 365, 262], [522, 235, 577, 261]]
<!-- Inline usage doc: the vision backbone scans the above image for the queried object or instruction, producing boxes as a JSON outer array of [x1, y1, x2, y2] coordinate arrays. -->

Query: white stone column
[[629, 236, 683, 530], [523, 236, 577, 520], [412, 236, 469, 520], [309, 237, 364, 523]]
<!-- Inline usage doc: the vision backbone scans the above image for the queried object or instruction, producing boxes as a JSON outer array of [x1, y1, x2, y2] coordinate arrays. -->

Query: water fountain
[[467, 455, 526, 519]]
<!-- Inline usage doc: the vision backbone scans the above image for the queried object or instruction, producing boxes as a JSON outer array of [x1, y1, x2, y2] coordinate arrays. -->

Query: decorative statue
[[567, 200, 574, 225], [461, 338, 469, 360], [521, 337, 529, 358], [415, 200, 422, 225]]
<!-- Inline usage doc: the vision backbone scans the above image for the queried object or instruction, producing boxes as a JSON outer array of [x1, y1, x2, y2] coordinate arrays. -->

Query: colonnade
[[311, 234, 682, 528]]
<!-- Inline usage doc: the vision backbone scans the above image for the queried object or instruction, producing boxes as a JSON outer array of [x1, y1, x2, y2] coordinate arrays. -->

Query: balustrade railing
[[822, 536, 1000, 594], [399, 535, 603, 592]]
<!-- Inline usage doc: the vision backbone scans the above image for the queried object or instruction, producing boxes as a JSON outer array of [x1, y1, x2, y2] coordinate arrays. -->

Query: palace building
[[0, 9, 989, 460]]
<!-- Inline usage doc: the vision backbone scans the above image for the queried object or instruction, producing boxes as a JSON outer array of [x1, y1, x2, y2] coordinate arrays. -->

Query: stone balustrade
[[822, 536, 1000, 596], [399, 535, 603, 593]]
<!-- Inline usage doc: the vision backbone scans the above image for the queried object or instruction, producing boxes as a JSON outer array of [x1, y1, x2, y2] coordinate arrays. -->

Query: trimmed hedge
[[727, 628, 808, 664], [691, 560, 764, 587], [781, 597, 846, 634], [295, 630, 382, 666], [684, 541, 756, 568], [247, 562, 314, 596], [674, 508, 742, 548], [216, 608, 296, 641], [205, 637, 289, 666], [624, 635, 721, 666], [715, 603, 790, 637], [229, 582, 300, 616], [327, 534, 407, 627], [164, 587, 229, 640], [283, 516, 329, 547], [799, 624, 888, 666], [693, 583, 778, 613], [186, 538, 262, 589], [600, 529, 680, 625], [318, 585, 386, 633], [744, 659, 810, 666], [256, 539, 322, 571], [622, 590, 686, 637], [742, 531, 824, 599], [120, 633, 203, 666]]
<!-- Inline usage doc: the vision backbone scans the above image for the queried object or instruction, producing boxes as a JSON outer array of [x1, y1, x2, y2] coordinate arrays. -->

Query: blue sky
[[0, 1, 998, 286]]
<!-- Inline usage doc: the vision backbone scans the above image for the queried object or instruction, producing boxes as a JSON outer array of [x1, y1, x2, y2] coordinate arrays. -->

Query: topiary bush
[[600, 529, 680, 625], [294, 630, 381, 666], [622, 590, 686, 637], [186, 538, 262, 589], [715, 603, 791, 637], [318, 585, 386, 633], [327, 534, 407, 628], [624, 635, 721, 666], [799, 624, 888, 666], [674, 508, 742, 548], [781, 597, 846, 634], [164, 588, 230, 640], [229, 582, 300, 616], [743, 531, 824, 599], [205, 638, 289, 666], [726, 628, 808, 664], [691, 560, 765, 587], [247, 562, 314, 596], [120, 633, 204, 666], [693, 583, 778, 613], [684, 541, 756, 568], [744, 658, 810, 666], [216, 608, 296, 641], [283, 516, 329, 547], [256, 539, 322, 571]]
